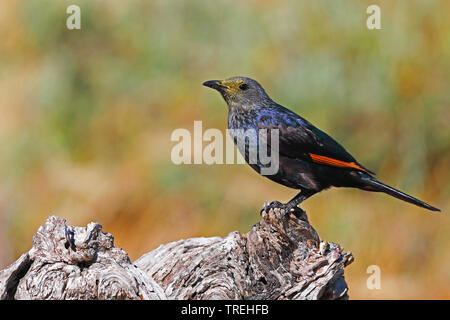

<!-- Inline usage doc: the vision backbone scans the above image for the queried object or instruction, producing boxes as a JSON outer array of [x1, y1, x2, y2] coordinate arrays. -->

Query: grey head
[[203, 76, 272, 109]]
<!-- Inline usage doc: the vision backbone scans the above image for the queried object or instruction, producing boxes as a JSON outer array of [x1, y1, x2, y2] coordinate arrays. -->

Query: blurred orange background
[[0, 0, 449, 299]]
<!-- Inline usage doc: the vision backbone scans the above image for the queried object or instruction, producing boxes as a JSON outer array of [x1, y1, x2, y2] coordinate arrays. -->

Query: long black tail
[[358, 174, 440, 212]]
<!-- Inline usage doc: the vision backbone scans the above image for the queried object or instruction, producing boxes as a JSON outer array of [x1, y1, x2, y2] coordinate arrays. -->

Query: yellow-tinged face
[[203, 77, 250, 95], [203, 76, 269, 107], [216, 79, 246, 95]]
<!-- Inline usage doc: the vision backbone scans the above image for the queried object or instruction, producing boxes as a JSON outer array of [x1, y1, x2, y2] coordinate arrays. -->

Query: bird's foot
[[261, 200, 305, 221], [278, 204, 305, 222], [260, 201, 284, 215]]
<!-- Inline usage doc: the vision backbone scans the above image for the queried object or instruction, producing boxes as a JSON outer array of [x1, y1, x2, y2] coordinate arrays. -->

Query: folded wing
[[257, 105, 375, 175]]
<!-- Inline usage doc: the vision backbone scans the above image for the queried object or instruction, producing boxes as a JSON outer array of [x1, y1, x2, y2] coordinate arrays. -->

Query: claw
[[65, 225, 76, 251], [260, 201, 270, 215]]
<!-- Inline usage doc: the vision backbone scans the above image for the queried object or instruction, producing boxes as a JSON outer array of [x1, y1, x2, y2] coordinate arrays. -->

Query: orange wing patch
[[309, 153, 368, 173]]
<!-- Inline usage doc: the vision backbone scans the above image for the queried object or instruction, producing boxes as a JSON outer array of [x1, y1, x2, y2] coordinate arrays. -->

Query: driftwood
[[0, 204, 353, 300]]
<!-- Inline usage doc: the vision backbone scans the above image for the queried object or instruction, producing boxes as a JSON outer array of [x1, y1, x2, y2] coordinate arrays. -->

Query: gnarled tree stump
[[0, 205, 353, 300]]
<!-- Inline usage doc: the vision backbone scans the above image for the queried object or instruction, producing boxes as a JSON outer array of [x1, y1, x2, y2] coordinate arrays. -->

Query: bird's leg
[[285, 190, 315, 211]]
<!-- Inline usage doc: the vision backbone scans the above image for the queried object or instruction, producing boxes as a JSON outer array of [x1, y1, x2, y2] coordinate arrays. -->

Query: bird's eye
[[239, 83, 249, 90]]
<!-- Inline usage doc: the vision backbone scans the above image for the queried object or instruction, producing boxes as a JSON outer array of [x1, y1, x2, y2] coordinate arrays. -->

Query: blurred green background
[[0, 0, 449, 299]]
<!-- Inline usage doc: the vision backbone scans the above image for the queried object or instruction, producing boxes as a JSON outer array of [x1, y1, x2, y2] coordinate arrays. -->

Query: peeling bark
[[0, 205, 353, 300]]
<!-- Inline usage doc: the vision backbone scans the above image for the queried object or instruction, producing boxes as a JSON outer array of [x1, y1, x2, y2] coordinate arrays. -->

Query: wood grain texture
[[0, 205, 353, 300]]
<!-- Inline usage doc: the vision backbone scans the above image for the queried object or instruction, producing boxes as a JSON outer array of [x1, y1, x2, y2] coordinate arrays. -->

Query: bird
[[203, 76, 440, 214]]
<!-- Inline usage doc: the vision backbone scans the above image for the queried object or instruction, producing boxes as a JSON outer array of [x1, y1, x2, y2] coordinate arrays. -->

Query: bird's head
[[203, 76, 271, 108]]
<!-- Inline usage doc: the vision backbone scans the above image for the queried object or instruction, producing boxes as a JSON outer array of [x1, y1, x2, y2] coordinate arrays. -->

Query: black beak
[[202, 80, 227, 92]]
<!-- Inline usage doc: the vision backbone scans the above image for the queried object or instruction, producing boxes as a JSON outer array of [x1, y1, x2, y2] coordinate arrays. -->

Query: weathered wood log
[[0, 205, 353, 300]]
